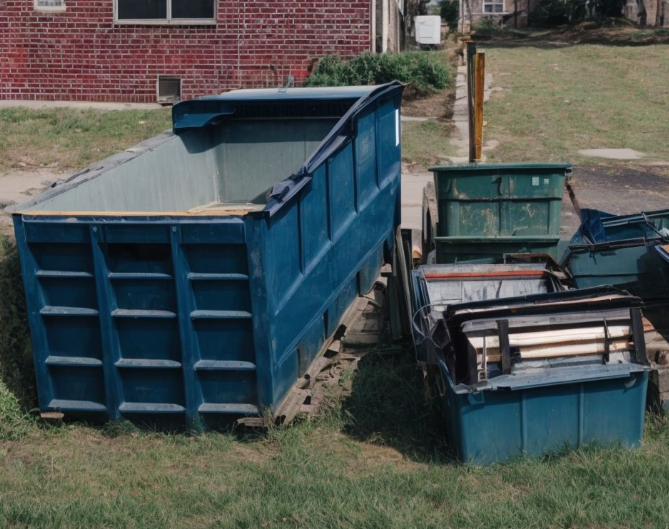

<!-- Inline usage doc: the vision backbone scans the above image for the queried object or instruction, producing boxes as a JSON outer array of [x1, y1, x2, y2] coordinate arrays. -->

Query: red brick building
[[0, 0, 395, 103]]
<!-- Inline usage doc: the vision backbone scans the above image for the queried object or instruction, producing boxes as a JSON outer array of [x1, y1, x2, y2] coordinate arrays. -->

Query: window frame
[[34, 0, 66, 13], [114, 0, 217, 26], [482, 0, 505, 13]]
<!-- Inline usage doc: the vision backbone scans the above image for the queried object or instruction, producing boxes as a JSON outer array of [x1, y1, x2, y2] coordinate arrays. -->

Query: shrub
[[304, 52, 452, 96], [439, 0, 460, 30], [0, 237, 36, 411], [530, 0, 623, 25], [472, 16, 502, 35]]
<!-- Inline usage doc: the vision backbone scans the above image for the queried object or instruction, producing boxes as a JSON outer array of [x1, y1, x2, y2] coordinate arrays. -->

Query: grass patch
[[402, 120, 457, 169], [480, 42, 669, 164], [1, 351, 669, 527], [0, 107, 171, 172]]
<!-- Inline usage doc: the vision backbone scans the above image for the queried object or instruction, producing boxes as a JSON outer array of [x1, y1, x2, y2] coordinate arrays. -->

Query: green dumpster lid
[[428, 163, 573, 173]]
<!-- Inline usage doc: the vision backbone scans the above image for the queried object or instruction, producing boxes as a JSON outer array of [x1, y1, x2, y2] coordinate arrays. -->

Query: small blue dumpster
[[412, 264, 649, 464], [11, 83, 404, 429]]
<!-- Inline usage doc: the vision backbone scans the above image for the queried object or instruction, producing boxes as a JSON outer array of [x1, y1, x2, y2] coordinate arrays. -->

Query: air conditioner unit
[[415, 15, 442, 45]]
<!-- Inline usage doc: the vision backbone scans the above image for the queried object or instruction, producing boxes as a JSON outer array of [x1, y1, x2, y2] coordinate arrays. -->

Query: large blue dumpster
[[11, 83, 404, 429]]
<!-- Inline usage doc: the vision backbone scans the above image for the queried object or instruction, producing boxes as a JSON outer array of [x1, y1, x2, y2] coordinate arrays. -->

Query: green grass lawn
[[0, 107, 171, 173], [480, 42, 669, 165], [402, 120, 458, 169], [2, 351, 669, 528]]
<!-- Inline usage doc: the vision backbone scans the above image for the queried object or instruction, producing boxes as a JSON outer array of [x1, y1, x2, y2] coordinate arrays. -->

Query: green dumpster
[[429, 163, 571, 263]]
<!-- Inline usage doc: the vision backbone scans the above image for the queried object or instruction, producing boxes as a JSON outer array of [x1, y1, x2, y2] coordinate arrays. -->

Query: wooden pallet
[[238, 295, 385, 427]]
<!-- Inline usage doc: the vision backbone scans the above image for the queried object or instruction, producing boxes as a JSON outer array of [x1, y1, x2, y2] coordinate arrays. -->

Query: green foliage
[[0, 380, 34, 441], [0, 238, 36, 411], [472, 16, 502, 34], [530, 0, 624, 26], [304, 52, 452, 96], [0, 238, 36, 440], [530, 0, 585, 25], [439, 0, 460, 30]]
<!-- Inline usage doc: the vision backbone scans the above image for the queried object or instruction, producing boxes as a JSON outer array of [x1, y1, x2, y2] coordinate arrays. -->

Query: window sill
[[114, 19, 217, 26], [34, 6, 67, 12]]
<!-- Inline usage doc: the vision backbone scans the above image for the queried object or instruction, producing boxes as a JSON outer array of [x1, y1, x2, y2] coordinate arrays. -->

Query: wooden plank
[[21, 208, 257, 217], [468, 325, 631, 349], [425, 270, 546, 280], [473, 51, 485, 162], [482, 340, 632, 363], [467, 41, 477, 163]]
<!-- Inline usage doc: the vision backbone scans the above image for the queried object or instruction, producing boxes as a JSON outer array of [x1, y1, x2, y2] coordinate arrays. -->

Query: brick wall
[[0, 0, 372, 102]]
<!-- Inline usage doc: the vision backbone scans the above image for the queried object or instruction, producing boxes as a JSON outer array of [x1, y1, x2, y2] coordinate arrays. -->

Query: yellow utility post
[[473, 51, 485, 163]]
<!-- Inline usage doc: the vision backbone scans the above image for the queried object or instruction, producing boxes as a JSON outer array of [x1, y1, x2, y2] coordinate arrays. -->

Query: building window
[[483, 0, 505, 12], [34, 0, 66, 12], [115, 0, 215, 24]]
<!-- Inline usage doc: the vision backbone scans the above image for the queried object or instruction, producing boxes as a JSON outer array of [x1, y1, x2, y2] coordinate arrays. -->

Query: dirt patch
[[402, 90, 455, 120], [0, 170, 64, 239]]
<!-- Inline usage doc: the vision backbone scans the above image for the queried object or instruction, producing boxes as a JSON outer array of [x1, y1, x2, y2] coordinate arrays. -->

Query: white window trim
[[482, 0, 505, 12], [34, 0, 66, 13], [114, 0, 217, 25]]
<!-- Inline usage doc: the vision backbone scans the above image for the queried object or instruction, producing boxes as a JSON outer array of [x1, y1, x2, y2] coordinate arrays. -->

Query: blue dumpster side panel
[[248, 98, 402, 407], [14, 217, 256, 428], [440, 360, 648, 465]]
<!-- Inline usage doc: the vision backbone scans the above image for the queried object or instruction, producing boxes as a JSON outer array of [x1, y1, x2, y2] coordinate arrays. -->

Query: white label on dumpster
[[532, 176, 540, 186], [544, 178, 550, 185], [395, 109, 400, 146]]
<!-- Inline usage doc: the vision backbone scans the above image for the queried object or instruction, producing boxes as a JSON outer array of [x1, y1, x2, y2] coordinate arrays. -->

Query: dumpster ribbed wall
[[247, 98, 401, 406], [15, 218, 257, 428], [430, 164, 571, 263]]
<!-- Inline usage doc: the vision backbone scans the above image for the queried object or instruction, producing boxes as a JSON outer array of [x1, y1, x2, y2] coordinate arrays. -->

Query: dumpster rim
[[428, 162, 573, 173]]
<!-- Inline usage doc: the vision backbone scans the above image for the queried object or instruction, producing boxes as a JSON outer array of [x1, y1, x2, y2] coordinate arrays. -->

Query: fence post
[[473, 51, 485, 163]]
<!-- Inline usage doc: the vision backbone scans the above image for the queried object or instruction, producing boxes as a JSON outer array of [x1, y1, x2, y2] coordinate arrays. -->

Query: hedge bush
[[439, 0, 460, 30], [304, 52, 452, 96], [0, 238, 35, 411]]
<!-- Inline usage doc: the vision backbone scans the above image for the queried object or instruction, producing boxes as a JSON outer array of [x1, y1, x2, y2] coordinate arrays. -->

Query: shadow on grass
[[341, 344, 453, 464], [0, 238, 37, 411]]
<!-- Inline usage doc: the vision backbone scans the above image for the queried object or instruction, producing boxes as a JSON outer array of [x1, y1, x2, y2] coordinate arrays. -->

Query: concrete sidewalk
[[0, 100, 164, 111], [401, 170, 432, 232]]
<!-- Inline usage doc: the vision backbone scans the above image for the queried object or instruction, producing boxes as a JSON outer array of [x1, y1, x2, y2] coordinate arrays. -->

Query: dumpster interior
[[19, 118, 340, 214]]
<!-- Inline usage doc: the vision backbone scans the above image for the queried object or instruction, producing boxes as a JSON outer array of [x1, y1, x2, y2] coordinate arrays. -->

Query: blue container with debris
[[11, 83, 403, 429], [565, 208, 669, 314], [412, 264, 649, 464]]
